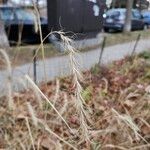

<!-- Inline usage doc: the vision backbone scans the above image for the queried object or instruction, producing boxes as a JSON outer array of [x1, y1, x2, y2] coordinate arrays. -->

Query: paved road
[[0, 38, 150, 95]]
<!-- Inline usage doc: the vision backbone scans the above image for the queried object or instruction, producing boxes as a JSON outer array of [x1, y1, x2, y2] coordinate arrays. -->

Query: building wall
[[47, 0, 105, 33]]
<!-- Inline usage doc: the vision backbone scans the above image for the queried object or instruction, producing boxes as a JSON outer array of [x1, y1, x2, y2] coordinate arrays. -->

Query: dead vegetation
[[0, 4, 149, 148], [0, 48, 150, 149]]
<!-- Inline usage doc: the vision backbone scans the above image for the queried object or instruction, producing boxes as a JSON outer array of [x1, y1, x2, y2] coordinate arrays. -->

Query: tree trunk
[[0, 21, 9, 48], [123, 0, 134, 33]]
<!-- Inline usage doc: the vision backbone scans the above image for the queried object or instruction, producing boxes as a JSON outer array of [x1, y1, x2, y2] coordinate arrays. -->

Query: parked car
[[141, 10, 150, 29], [103, 8, 146, 32], [0, 5, 49, 44], [10, 0, 47, 7]]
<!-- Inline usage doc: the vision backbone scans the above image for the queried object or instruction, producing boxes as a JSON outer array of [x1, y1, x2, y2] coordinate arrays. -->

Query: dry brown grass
[[0, 3, 149, 149], [0, 37, 150, 149]]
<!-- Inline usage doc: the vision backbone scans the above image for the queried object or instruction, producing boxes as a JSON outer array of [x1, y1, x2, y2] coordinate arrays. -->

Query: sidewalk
[[0, 38, 150, 95]]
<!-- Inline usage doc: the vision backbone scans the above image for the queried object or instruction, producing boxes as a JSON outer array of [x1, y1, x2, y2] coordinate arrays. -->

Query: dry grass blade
[[112, 108, 148, 144], [25, 117, 36, 150], [37, 119, 78, 150], [25, 75, 73, 133], [17, 23, 24, 46], [140, 118, 150, 128], [58, 93, 68, 116], [17, 139, 26, 150], [129, 144, 150, 150], [32, 86, 43, 110], [53, 79, 60, 106], [0, 49, 14, 109], [103, 144, 128, 150], [27, 102, 38, 127], [32, 0, 47, 82]]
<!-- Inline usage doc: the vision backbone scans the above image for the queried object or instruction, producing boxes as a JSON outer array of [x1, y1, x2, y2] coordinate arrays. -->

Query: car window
[[15, 9, 35, 21], [143, 14, 149, 18], [132, 10, 141, 19], [142, 12, 150, 18], [106, 10, 120, 18], [0, 8, 15, 21]]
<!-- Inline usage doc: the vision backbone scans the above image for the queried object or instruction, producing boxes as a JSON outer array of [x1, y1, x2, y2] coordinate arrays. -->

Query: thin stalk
[[25, 75, 73, 133], [25, 117, 36, 150]]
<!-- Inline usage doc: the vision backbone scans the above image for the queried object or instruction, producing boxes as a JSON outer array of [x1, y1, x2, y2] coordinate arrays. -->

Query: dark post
[[131, 34, 141, 56], [98, 36, 107, 65], [33, 49, 37, 84]]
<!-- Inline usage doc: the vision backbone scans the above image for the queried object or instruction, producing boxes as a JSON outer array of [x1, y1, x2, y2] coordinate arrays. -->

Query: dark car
[[103, 8, 145, 32], [0, 5, 49, 44], [141, 11, 150, 29]]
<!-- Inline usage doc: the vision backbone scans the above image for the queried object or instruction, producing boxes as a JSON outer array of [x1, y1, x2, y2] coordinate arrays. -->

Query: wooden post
[[33, 49, 37, 84], [131, 34, 141, 56], [98, 36, 107, 65]]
